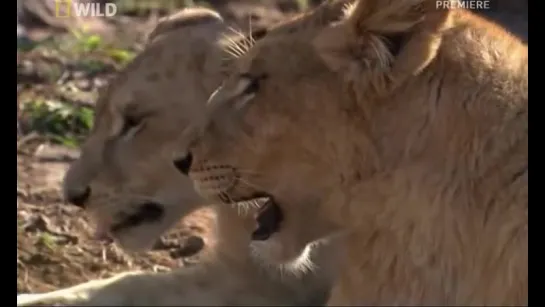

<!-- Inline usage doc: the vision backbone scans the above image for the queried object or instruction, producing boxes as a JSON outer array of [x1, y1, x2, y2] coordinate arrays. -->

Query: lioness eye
[[241, 76, 260, 95], [239, 73, 268, 95], [120, 116, 141, 136]]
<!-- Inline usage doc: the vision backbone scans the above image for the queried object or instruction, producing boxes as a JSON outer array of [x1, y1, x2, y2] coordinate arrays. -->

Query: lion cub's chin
[[110, 227, 163, 252], [102, 220, 174, 252], [88, 221, 162, 253]]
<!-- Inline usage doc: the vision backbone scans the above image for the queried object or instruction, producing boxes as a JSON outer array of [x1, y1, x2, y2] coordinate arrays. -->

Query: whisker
[[224, 49, 240, 59], [220, 25, 256, 60], [225, 38, 246, 53], [248, 18, 257, 46], [227, 26, 246, 40], [221, 34, 246, 59], [236, 177, 269, 193], [226, 27, 248, 46], [248, 16, 253, 43], [223, 39, 246, 57], [239, 20, 253, 53]]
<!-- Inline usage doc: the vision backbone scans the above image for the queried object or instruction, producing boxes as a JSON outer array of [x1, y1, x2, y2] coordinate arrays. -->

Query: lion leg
[[17, 263, 304, 306], [17, 271, 186, 306], [16, 266, 244, 306]]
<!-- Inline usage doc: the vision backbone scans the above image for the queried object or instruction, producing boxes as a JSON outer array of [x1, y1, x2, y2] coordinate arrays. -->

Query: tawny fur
[[187, 0, 528, 305], [17, 7, 339, 306]]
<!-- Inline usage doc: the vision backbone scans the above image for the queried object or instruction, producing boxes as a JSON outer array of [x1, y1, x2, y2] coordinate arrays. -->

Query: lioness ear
[[147, 7, 224, 43], [314, 0, 453, 97]]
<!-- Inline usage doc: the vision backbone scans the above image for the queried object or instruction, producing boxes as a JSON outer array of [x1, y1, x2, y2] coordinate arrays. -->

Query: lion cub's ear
[[314, 0, 453, 97], [147, 7, 224, 43]]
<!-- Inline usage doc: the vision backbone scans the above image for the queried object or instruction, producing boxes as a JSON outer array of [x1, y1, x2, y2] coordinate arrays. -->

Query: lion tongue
[[251, 199, 283, 241]]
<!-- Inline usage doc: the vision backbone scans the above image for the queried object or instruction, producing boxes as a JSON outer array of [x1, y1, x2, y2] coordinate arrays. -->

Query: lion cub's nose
[[173, 153, 193, 175], [64, 186, 91, 208]]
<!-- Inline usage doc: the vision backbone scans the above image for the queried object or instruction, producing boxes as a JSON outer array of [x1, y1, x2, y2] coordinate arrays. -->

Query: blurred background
[[16, 0, 527, 294]]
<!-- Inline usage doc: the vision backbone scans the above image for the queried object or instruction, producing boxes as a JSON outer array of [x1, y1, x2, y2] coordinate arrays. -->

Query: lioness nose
[[65, 186, 91, 208], [173, 153, 193, 175]]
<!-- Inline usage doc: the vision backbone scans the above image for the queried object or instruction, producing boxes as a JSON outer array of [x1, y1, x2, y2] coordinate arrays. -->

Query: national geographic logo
[[54, 0, 118, 18]]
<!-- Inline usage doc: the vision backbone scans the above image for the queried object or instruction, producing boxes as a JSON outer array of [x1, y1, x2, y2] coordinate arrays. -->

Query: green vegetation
[[22, 99, 93, 148], [37, 232, 58, 251], [18, 29, 136, 147]]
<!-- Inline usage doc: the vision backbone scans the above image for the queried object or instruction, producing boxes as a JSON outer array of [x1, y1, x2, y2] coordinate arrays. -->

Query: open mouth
[[110, 202, 165, 235], [217, 191, 284, 241], [251, 197, 284, 241]]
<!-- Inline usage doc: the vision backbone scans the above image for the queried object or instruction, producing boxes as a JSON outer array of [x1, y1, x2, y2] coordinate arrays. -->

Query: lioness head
[[62, 7, 233, 251], [176, 0, 526, 268], [172, 0, 357, 267]]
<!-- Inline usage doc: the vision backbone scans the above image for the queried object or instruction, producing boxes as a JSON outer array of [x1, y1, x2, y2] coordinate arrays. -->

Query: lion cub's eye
[[231, 73, 268, 110], [239, 73, 268, 95], [120, 115, 142, 137], [239, 74, 260, 95]]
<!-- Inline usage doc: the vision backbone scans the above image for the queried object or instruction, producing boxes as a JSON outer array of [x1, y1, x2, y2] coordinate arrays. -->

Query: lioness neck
[[321, 10, 527, 305]]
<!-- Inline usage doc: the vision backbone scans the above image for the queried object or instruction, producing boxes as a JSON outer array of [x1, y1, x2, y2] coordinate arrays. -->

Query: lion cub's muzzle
[[172, 155, 284, 240], [91, 201, 166, 244], [110, 202, 165, 235], [186, 163, 240, 203], [173, 154, 235, 201]]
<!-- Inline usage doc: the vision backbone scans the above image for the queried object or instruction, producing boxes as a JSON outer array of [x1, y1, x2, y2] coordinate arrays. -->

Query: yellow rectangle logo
[[55, 0, 72, 18]]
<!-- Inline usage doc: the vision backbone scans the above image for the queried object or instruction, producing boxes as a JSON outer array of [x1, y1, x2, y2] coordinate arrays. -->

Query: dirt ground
[[16, 0, 309, 294]]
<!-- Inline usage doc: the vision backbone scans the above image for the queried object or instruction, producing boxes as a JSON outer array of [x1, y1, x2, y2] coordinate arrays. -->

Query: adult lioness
[[179, 0, 528, 305], [17, 7, 339, 306]]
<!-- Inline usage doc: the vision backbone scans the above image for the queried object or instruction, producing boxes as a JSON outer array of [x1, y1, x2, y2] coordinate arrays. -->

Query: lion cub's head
[[175, 0, 526, 268], [171, 0, 359, 268], [62, 7, 233, 251]]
